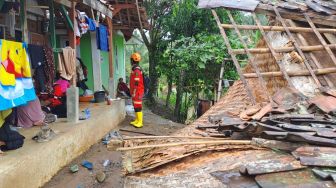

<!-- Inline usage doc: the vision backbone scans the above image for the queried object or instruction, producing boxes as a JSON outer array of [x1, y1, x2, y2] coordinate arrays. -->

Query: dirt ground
[[43, 109, 186, 188]]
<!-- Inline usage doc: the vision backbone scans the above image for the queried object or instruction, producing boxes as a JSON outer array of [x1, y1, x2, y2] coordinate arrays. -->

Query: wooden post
[[68, 1, 76, 86], [217, 62, 225, 102], [20, 0, 28, 43], [68, 1, 76, 51], [212, 10, 256, 105], [107, 17, 114, 78], [49, 0, 56, 48]]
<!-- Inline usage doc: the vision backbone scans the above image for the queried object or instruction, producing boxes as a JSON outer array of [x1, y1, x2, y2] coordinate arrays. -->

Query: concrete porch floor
[[0, 100, 125, 188]]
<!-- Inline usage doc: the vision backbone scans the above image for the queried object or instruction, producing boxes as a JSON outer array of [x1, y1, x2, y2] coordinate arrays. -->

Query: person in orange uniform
[[130, 53, 144, 128]]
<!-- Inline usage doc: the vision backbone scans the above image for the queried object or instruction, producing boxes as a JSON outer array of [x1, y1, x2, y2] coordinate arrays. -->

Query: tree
[[137, 0, 174, 104]]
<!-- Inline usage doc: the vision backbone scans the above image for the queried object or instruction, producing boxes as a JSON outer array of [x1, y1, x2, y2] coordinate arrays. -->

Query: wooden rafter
[[304, 13, 336, 67], [221, 24, 336, 34], [212, 10, 257, 104], [288, 21, 334, 88], [226, 10, 272, 102], [252, 13, 295, 89], [273, 7, 322, 88], [232, 44, 336, 54]]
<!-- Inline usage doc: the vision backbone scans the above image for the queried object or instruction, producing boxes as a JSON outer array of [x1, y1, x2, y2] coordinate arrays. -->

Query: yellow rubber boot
[[130, 113, 138, 126], [133, 112, 143, 128]]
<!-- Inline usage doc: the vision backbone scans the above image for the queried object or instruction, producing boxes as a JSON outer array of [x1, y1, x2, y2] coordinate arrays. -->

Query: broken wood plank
[[117, 140, 251, 151], [122, 136, 229, 140], [119, 129, 158, 136]]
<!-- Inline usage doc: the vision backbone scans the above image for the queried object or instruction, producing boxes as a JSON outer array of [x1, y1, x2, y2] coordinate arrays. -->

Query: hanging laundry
[[85, 16, 96, 31], [74, 19, 81, 37], [28, 44, 46, 92], [43, 46, 55, 93], [96, 25, 109, 52], [0, 40, 36, 111], [76, 10, 89, 35], [57, 47, 76, 81]]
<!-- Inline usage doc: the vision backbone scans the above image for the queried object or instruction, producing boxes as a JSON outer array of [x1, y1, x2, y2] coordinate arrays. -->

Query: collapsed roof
[[119, 1, 336, 186]]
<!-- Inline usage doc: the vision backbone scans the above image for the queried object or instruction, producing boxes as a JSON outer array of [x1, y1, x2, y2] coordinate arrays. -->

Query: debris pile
[[194, 87, 336, 186], [210, 143, 336, 187], [199, 87, 336, 147]]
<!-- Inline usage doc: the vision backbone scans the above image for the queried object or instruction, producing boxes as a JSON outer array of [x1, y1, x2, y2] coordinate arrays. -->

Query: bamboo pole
[[244, 67, 336, 78], [119, 129, 158, 136], [122, 136, 230, 140], [117, 140, 252, 151], [221, 24, 336, 34], [227, 11, 272, 102], [304, 13, 336, 66], [289, 20, 334, 88], [212, 10, 256, 105], [232, 44, 336, 54], [273, 7, 322, 88], [252, 13, 295, 89]]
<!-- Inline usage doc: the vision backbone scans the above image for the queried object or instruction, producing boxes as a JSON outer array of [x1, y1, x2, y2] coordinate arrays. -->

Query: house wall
[[73, 31, 126, 93], [80, 33, 94, 91], [113, 32, 126, 90]]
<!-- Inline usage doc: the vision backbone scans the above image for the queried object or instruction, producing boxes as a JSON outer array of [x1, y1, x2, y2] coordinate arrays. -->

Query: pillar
[[67, 1, 79, 123], [107, 17, 115, 98]]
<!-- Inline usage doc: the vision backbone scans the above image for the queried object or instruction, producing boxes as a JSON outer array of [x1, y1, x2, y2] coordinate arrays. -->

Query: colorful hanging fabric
[[0, 40, 36, 111], [85, 16, 96, 31]]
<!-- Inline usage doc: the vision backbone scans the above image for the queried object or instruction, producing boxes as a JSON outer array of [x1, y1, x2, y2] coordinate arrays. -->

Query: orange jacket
[[130, 65, 144, 100]]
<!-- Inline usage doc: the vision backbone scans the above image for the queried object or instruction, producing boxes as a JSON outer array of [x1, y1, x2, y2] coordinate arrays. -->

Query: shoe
[[130, 114, 138, 126], [132, 112, 143, 128]]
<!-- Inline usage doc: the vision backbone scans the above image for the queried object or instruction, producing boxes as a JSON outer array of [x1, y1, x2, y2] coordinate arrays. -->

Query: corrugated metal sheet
[[198, 0, 260, 11]]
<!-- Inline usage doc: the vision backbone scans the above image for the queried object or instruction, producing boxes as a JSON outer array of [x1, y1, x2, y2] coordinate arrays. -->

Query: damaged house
[[118, 0, 336, 187]]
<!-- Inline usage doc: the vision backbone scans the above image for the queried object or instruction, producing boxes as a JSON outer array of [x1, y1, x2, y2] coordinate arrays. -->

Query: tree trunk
[[174, 70, 185, 122], [166, 78, 173, 107], [183, 92, 188, 121], [148, 50, 159, 105]]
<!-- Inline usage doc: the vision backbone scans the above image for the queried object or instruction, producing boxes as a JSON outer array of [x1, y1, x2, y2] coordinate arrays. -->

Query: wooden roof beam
[[112, 4, 137, 9], [255, 4, 336, 27]]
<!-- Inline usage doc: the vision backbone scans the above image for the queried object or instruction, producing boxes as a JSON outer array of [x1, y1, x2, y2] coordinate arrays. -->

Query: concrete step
[[0, 100, 125, 188]]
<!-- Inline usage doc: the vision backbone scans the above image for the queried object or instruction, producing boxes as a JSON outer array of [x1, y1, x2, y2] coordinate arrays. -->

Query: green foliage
[[136, 0, 263, 122]]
